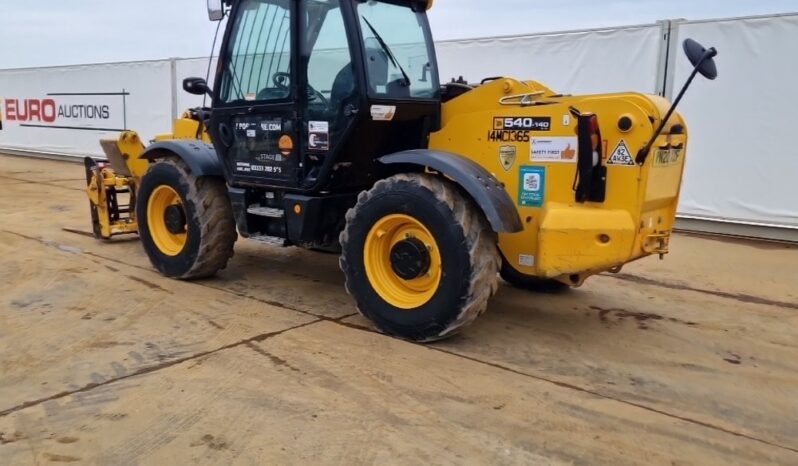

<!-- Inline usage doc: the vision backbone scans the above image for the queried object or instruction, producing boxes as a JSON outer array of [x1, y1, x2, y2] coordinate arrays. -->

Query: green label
[[519, 166, 546, 207]]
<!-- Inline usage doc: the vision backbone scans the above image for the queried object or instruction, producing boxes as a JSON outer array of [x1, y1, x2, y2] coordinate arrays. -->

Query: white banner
[[0, 60, 173, 157], [674, 14, 798, 228], [435, 24, 664, 94]]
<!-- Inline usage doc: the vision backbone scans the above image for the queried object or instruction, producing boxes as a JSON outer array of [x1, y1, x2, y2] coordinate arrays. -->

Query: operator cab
[[201, 0, 440, 193]]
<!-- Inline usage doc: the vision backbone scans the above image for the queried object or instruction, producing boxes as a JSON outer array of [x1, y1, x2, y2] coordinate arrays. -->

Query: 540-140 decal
[[488, 116, 551, 143]]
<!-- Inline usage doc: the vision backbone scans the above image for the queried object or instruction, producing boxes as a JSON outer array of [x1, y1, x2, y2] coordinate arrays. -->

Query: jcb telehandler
[[85, 0, 718, 342]]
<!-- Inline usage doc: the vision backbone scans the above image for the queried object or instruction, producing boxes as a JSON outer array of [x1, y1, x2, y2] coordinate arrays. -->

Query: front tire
[[340, 173, 500, 342], [136, 157, 237, 279]]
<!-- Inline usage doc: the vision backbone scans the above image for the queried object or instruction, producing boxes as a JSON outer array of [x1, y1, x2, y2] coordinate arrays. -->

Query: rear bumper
[[536, 203, 669, 279]]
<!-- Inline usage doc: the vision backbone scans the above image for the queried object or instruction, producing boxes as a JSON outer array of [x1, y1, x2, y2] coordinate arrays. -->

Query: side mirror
[[683, 38, 718, 80], [410, 0, 433, 12], [183, 77, 212, 97], [207, 0, 224, 21], [636, 38, 719, 164]]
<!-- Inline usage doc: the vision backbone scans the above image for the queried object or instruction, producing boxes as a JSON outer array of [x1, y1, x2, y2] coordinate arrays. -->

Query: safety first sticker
[[531, 137, 577, 163], [519, 166, 546, 207]]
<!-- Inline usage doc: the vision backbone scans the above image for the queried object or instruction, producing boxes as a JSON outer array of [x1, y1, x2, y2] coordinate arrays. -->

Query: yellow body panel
[[154, 113, 212, 144], [429, 79, 688, 284], [116, 132, 149, 181]]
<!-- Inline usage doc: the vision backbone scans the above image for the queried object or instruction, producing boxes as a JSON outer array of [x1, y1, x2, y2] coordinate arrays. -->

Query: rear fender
[[379, 149, 523, 233]]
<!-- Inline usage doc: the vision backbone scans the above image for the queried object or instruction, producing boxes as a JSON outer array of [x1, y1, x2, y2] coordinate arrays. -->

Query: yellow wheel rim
[[146, 185, 187, 256], [364, 214, 442, 310]]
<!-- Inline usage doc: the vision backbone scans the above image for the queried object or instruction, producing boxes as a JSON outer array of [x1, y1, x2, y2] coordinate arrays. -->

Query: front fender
[[380, 149, 523, 233], [141, 140, 223, 177]]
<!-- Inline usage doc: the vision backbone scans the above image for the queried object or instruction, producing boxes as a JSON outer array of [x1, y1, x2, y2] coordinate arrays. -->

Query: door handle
[[218, 123, 233, 147], [344, 104, 359, 117]]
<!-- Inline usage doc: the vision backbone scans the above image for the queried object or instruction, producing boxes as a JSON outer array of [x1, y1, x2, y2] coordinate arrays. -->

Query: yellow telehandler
[[85, 0, 718, 342]]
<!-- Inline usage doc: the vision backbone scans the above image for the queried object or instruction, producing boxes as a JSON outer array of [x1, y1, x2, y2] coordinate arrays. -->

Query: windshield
[[356, 1, 439, 99]]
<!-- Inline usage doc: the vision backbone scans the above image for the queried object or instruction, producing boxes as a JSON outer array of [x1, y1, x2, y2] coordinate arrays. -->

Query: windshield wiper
[[361, 16, 411, 87]]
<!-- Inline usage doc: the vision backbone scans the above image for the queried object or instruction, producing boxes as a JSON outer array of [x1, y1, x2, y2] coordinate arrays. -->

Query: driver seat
[[330, 64, 355, 110]]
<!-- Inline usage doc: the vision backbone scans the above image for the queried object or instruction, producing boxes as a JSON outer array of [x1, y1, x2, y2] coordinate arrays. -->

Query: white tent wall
[[671, 14, 798, 231], [0, 60, 173, 158], [175, 57, 219, 118], [435, 24, 665, 95]]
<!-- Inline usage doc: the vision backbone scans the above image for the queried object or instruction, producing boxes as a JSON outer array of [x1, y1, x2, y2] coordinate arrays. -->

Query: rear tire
[[500, 259, 571, 294], [136, 157, 237, 279], [340, 173, 500, 342]]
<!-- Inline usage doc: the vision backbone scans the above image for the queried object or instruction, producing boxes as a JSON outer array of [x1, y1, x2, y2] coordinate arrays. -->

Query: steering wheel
[[270, 72, 329, 107], [273, 71, 291, 89], [307, 87, 329, 107]]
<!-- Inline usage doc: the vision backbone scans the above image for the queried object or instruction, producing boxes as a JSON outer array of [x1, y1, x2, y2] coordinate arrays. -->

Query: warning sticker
[[531, 137, 577, 163], [309, 121, 329, 151], [607, 139, 636, 166], [371, 105, 397, 121], [519, 166, 546, 207]]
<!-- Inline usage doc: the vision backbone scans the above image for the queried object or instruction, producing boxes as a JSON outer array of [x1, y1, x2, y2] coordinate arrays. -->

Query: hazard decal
[[607, 139, 636, 166]]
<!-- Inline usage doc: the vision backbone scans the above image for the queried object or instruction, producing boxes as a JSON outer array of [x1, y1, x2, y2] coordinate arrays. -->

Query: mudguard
[[380, 149, 523, 233], [141, 140, 223, 177]]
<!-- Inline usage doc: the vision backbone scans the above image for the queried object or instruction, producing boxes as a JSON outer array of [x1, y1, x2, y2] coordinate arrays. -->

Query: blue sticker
[[519, 166, 546, 207]]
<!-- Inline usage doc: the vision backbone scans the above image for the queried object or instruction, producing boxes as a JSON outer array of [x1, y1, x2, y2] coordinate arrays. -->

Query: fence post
[[169, 57, 178, 133], [656, 19, 684, 100], [655, 20, 671, 97]]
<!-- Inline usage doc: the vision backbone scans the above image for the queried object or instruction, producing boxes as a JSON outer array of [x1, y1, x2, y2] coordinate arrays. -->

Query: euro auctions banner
[[0, 60, 174, 157], [1, 92, 127, 132]]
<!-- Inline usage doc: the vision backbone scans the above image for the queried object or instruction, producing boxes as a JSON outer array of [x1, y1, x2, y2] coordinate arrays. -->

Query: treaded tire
[[136, 157, 237, 279], [500, 259, 571, 294], [339, 173, 500, 342]]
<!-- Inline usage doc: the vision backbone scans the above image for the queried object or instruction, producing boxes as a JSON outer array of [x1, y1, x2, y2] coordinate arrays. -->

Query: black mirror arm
[[636, 48, 717, 164]]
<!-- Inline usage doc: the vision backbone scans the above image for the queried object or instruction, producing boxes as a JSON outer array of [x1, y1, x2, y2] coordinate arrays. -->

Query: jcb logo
[[493, 116, 551, 131]]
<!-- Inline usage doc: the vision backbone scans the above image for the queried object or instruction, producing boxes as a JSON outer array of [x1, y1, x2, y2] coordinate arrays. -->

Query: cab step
[[249, 235, 287, 247], [247, 206, 285, 218]]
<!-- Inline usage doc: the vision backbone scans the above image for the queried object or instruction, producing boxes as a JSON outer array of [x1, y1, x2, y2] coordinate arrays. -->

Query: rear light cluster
[[589, 115, 601, 167], [573, 112, 607, 203]]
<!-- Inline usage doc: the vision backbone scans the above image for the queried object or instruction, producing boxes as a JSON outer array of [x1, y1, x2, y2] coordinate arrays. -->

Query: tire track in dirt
[[0, 320, 321, 418], [3, 228, 797, 456], [428, 347, 798, 455], [606, 273, 798, 311], [0, 175, 84, 192]]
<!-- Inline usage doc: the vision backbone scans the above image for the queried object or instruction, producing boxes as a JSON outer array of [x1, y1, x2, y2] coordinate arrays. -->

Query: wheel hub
[[363, 214, 442, 310], [390, 237, 431, 281], [163, 205, 187, 234], [146, 185, 188, 257]]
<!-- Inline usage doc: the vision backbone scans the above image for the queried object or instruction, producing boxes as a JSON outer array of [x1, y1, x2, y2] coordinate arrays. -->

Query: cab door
[[299, 0, 361, 187], [210, 0, 299, 187]]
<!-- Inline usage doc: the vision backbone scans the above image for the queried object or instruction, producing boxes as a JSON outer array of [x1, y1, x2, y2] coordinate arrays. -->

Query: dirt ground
[[0, 154, 796, 465]]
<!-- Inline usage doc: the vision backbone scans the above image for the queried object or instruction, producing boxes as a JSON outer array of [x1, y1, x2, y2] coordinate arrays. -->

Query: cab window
[[220, 0, 293, 104], [356, 1, 439, 99], [304, 0, 355, 115]]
